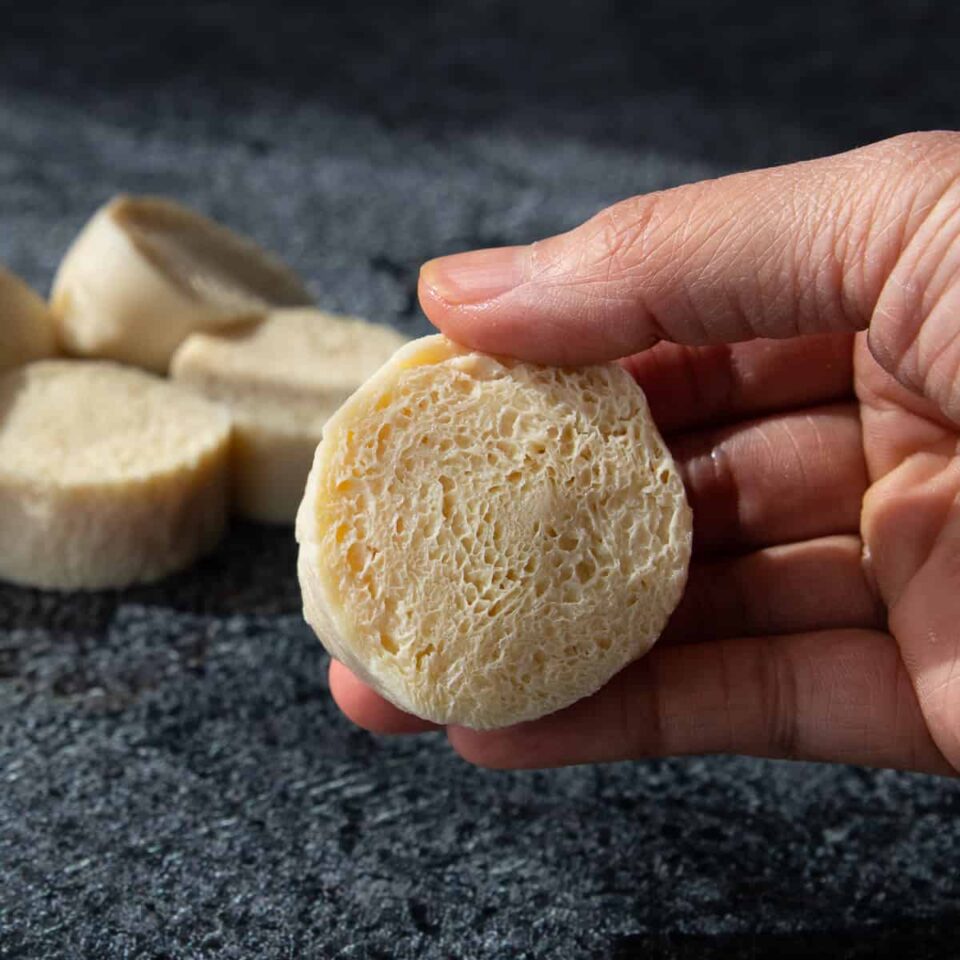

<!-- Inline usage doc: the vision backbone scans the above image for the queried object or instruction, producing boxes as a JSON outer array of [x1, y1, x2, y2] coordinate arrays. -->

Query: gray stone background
[[2, 1, 959, 957]]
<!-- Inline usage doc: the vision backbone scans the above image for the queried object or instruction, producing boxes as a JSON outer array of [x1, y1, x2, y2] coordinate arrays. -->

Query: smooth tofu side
[[0, 266, 59, 372], [171, 310, 410, 524], [0, 443, 230, 590], [49, 195, 314, 373]]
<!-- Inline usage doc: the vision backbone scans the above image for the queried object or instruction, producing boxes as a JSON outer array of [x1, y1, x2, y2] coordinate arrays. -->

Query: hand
[[332, 132, 960, 776]]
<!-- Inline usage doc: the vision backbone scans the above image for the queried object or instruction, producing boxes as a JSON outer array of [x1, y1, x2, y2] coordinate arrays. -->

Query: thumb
[[419, 132, 960, 373]]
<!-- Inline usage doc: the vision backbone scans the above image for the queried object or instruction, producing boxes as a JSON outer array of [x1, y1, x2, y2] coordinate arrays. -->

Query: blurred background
[[2, 1, 960, 958]]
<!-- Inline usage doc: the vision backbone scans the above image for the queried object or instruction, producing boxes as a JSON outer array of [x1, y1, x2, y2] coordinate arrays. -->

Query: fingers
[[328, 659, 439, 735], [419, 132, 960, 369], [664, 535, 883, 643], [672, 402, 867, 554], [330, 535, 880, 736], [623, 333, 854, 435], [448, 630, 954, 775], [329, 396, 870, 736]]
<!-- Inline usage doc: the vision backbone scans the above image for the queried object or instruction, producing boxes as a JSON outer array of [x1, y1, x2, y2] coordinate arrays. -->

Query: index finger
[[419, 133, 959, 365]]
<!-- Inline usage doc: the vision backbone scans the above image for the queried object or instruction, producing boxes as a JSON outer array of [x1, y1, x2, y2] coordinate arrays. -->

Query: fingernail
[[420, 246, 526, 305]]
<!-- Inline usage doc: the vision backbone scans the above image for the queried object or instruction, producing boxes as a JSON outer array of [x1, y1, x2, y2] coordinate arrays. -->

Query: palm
[[855, 334, 960, 772]]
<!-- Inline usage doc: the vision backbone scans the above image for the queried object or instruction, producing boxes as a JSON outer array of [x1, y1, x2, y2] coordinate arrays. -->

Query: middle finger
[[664, 535, 883, 643], [671, 401, 867, 555]]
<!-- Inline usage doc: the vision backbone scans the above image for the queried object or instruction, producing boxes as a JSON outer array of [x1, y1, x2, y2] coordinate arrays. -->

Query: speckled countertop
[[2, 2, 960, 957]]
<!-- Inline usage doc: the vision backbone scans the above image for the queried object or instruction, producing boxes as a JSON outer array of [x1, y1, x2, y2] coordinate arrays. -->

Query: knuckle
[[849, 132, 960, 196], [578, 194, 665, 281], [867, 134, 960, 413], [760, 638, 801, 760], [864, 133, 960, 232], [875, 130, 960, 170]]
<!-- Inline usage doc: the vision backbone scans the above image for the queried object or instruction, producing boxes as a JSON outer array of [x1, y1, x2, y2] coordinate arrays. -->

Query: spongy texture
[[50, 196, 313, 372], [8, 3, 960, 952], [171, 309, 409, 522], [0, 360, 232, 589], [0, 266, 57, 371], [297, 335, 691, 728]]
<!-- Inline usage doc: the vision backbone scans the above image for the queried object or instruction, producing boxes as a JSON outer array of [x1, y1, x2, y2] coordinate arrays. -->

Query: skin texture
[[332, 131, 960, 776]]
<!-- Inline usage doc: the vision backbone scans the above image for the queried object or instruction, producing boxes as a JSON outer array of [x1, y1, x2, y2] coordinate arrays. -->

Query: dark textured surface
[[3, 2, 960, 957]]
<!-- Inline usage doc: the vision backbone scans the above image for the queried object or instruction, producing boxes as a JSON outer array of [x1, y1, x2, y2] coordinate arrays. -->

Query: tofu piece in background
[[0, 360, 232, 590], [0, 266, 58, 372], [51, 195, 313, 373], [172, 308, 409, 524]]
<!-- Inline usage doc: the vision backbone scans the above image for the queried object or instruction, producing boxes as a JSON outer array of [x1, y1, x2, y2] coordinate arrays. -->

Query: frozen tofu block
[[51, 195, 313, 372], [0, 266, 58, 372], [0, 360, 232, 590], [296, 334, 692, 729], [171, 308, 409, 524]]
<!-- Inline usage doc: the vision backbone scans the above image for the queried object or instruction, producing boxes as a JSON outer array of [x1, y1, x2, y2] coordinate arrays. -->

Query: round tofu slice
[[0, 361, 232, 590], [171, 309, 409, 525], [51, 195, 313, 373], [0, 266, 58, 372], [296, 335, 692, 729]]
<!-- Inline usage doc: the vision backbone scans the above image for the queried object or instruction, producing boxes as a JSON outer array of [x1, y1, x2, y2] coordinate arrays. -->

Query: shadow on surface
[[0, 521, 300, 639]]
